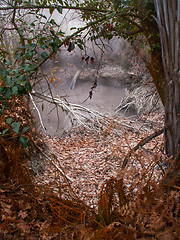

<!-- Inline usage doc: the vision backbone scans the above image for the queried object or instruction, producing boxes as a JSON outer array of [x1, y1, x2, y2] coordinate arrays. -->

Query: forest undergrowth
[[0, 97, 179, 239]]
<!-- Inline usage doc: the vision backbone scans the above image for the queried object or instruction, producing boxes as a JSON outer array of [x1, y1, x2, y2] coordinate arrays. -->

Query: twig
[[27, 132, 73, 183], [29, 93, 46, 133], [115, 86, 162, 115], [31, 91, 140, 134], [122, 128, 164, 169]]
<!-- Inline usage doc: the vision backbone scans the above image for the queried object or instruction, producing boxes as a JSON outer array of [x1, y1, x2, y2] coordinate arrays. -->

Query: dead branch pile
[[31, 91, 143, 134], [116, 86, 163, 115]]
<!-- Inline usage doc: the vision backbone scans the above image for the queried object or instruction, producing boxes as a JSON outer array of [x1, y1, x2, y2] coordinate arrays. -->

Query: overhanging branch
[[0, 4, 111, 12], [0, 4, 143, 19]]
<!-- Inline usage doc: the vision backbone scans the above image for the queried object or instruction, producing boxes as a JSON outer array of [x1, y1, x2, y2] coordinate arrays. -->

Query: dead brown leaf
[[18, 210, 28, 219]]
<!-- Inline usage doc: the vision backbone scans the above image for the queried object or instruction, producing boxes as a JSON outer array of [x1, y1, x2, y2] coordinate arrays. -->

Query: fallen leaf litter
[[35, 113, 165, 208]]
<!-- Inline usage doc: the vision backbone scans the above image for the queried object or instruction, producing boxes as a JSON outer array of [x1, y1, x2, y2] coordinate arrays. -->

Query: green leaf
[[25, 82, 32, 91], [49, 6, 54, 15], [4, 88, 12, 99], [5, 76, 13, 87], [41, 51, 49, 59], [19, 136, 29, 148], [12, 86, 18, 96], [0, 87, 5, 95], [90, 36, 94, 41], [30, 22, 35, 26], [22, 126, 29, 134], [77, 43, 83, 50], [37, 13, 47, 19], [19, 28, 23, 36], [11, 122, 20, 133], [6, 118, 13, 124], [17, 80, 25, 85], [77, 39, 83, 44], [122, 0, 130, 4], [53, 36, 60, 45], [12, 77, 18, 83], [5, 59, 11, 66], [57, 31, 64, 36], [64, 1, 70, 8], [113, 0, 120, 11], [142, 42, 146, 49], [27, 39, 32, 45], [39, 36, 46, 45], [2, 129, 9, 135], [1, 68, 7, 76], [57, 6, 62, 14], [24, 64, 31, 72], [16, 84, 27, 95], [6, 75, 11, 82], [50, 19, 56, 25], [71, 42, 75, 51], [50, 29, 55, 35], [52, 44, 59, 53], [70, 27, 76, 30], [58, 0, 63, 4]]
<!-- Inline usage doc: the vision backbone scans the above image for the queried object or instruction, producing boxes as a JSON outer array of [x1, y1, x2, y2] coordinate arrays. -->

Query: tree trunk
[[140, 19, 167, 106], [154, 0, 180, 184]]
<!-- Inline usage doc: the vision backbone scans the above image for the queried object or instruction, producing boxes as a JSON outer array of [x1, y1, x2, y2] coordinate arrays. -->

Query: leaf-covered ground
[[35, 112, 166, 207], [1, 110, 179, 239]]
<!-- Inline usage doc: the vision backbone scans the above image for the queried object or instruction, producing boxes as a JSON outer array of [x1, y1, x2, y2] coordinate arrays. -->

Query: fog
[[32, 9, 134, 136]]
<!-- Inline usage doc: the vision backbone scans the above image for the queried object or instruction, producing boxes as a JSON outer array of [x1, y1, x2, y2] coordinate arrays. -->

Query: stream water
[[32, 10, 135, 137]]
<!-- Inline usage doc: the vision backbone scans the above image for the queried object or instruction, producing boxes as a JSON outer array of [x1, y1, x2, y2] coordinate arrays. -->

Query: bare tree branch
[[31, 91, 140, 134], [0, 4, 143, 19], [122, 128, 164, 169]]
